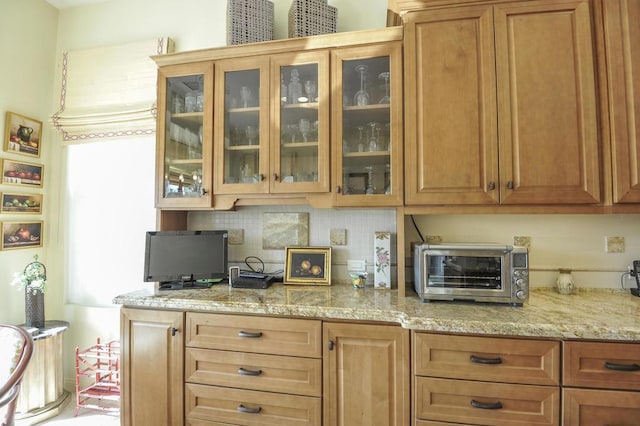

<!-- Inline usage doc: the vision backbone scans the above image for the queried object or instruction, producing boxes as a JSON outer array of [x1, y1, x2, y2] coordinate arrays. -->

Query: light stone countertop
[[113, 283, 640, 341]]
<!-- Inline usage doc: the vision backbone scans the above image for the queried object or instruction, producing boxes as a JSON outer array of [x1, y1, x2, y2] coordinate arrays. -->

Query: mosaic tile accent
[[263, 212, 309, 249], [330, 228, 347, 245]]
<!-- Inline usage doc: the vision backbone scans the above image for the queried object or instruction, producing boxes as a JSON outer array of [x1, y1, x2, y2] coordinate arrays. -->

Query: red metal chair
[[0, 325, 34, 426]]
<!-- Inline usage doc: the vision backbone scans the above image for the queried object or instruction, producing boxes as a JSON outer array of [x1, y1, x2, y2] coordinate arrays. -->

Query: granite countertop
[[113, 283, 640, 342]]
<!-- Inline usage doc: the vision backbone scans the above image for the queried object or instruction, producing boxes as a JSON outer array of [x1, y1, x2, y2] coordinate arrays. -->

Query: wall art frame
[[3, 111, 43, 157], [1, 221, 43, 250], [1, 158, 44, 188], [284, 246, 332, 285], [0, 192, 43, 214]]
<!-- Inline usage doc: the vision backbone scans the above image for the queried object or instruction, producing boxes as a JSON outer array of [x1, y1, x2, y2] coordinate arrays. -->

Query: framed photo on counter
[[3, 111, 43, 157], [284, 246, 332, 285]]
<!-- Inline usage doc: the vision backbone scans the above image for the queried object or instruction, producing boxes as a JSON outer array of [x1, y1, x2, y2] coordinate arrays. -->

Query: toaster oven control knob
[[516, 290, 527, 300], [516, 278, 527, 288]]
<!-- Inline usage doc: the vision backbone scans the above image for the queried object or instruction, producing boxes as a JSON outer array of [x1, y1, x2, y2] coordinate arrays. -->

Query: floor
[[18, 394, 120, 426]]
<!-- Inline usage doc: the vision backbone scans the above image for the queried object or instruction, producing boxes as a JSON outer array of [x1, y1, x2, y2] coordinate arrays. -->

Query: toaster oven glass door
[[426, 253, 503, 289]]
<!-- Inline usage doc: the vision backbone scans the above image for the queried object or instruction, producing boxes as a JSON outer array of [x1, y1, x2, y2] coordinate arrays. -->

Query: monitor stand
[[158, 280, 211, 290]]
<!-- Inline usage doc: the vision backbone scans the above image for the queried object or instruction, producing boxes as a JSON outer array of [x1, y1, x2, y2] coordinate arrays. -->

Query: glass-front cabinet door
[[214, 57, 270, 195], [156, 62, 213, 208], [270, 51, 330, 194], [331, 42, 403, 206]]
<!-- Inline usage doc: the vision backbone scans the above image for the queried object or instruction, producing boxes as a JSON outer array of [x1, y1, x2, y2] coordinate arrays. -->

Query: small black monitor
[[143, 230, 228, 289]]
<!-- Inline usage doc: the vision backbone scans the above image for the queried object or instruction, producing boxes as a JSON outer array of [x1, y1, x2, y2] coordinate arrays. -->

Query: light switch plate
[[347, 259, 366, 272]]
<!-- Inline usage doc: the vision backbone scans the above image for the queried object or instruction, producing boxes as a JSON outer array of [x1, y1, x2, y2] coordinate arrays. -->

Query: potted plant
[[11, 254, 47, 328]]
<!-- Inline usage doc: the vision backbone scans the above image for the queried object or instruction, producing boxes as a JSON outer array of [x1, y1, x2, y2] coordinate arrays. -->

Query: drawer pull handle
[[238, 331, 263, 338], [471, 400, 503, 410], [238, 367, 263, 376], [470, 355, 502, 365], [237, 404, 262, 414], [604, 361, 640, 371]]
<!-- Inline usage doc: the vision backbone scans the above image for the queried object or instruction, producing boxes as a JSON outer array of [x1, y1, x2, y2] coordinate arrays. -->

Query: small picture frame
[[284, 246, 332, 285], [3, 112, 43, 157], [1, 158, 44, 188], [0, 193, 43, 214], [1, 221, 43, 250]]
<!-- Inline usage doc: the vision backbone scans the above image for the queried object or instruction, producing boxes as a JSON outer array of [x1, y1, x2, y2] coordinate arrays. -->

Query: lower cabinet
[[184, 313, 322, 426], [323, 322, 410, 426], [120, 308, 185, 426], [412, 332, 561, 426], [562, 341, 640, 425]]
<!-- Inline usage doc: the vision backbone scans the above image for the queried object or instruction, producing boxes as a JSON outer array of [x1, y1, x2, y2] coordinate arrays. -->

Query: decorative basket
[[288, 0, 337, 38], [227, 0, 274, 45]]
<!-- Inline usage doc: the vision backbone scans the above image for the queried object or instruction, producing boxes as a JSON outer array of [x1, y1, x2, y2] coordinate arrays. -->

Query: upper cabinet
[[403, 0, 601, 206], [331, 41, 404, 207], [601, 0, 640, 203], [156, 62, 214, 208], [213, 51, 330, 198]]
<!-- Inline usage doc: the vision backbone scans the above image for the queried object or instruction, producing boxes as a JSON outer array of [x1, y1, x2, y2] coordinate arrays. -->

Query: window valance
[[50, 37, 173, 143]]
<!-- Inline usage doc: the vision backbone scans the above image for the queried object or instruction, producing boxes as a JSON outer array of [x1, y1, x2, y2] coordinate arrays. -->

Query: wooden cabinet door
[[323, 322, 409, 426], [403, 5, 499, 205], [602, 0, 640, 203], [120, 308, 184, 426], [563, 388, 640, 425], [495, 0, 600, 204]]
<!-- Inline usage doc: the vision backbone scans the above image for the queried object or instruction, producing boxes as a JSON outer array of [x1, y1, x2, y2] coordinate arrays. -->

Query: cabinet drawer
[[413, 332, 560, 385], [563, 341, 640, 390], [185, 348, 322, 396], [186, 313, 322, 358], [415, 377, 559, 426], [563, 388, 640, 425], [186, 383, 321, 426]]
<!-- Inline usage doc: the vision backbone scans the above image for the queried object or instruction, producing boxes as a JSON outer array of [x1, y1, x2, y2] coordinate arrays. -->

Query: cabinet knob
[[488, 182, 496, 191], [258, 174, 265, 182], [272, 173, 279, 182], [201, 188, 208, 195], [328, 340, 335, 350], [335, 186, 341, 194], [171, 327, 178, 337], [506, 181, 514, 190]]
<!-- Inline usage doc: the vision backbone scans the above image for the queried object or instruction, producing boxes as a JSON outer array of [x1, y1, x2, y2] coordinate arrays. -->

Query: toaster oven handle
[[470, 355, 502, 365]]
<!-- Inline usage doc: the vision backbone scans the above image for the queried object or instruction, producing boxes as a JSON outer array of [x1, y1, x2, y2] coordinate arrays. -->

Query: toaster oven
[[413, 243, 529, 306]]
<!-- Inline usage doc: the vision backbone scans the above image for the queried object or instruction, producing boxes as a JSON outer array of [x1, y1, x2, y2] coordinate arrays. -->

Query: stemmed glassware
[[353, 64, 370, 106], [378, 72, 390, 104], [304, 80, 317, 103], [368, 122, 380, 151], [299, 118, 311, 143], [365, 166, 375, 195], [245, 125, 257, 145], [240, 86, 252, 108]]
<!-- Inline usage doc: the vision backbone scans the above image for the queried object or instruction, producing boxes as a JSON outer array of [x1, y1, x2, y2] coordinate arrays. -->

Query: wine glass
[[304, 80, 317, 103], [299, 118, 311, 142], [356, 125, 365, 152], [365, 166, 375, 195], [378, 72, 390, 104], [245, 125, 257, 145], [368, 122, 379, 151], [240, 86, 252, 108], [353, 64, 370, 106]]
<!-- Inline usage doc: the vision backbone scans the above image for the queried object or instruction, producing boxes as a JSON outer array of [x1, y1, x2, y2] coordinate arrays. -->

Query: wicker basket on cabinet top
[[227, 0, 274, 45], [288, 0, 337, 38]]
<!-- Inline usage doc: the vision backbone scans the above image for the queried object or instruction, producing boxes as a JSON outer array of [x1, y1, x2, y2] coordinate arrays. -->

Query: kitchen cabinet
[[120, 308, 184, 426], [403, 0, 600, 206], [601, 0, 640, 203], [413, 332, 560, 425], [184, 313, 322, 425], [331, 42, 404, 206], [562, 341, 640, 425], [213, 51, 330, 198], [323, 322, 410, 426], [156, 62, 214, 208]]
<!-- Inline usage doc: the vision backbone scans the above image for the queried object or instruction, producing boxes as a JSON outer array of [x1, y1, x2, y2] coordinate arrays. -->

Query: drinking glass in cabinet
[[353, 65, 370, 106], [378, 72, 390, 104]]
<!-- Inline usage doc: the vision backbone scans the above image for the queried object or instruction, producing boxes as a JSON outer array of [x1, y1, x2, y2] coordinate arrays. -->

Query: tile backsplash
[[189, 206, 396, 283]]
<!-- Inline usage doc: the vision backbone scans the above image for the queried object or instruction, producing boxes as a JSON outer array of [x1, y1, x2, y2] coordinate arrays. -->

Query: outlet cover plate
[[347, 259, 366, 272]]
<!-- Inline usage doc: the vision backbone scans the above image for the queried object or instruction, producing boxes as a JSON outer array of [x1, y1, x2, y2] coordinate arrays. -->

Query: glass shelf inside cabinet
[[223, 68, 262, 184], [279, 63, 320, 184], [164, 74, 205, 198], [341, 56, 392, 196]]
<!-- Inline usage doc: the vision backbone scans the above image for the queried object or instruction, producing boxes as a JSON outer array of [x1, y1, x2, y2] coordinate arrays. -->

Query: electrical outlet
[[347, 259, 366, 272]]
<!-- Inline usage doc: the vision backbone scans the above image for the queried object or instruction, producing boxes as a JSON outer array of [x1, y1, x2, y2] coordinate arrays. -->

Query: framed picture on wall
[[1, 221, 43, 250], [284, 246, 332, 285], [3, 111, 43, 157], [0, 193, 43, 214], [1, 158, 44, 188]]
